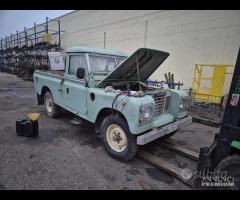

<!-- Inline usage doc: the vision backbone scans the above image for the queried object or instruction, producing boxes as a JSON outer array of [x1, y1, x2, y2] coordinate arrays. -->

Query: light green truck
[[33, 47, 192, 161]]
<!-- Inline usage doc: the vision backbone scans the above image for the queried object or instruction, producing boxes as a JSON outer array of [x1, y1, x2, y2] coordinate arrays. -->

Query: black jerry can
[[16, 119, 38, 137]]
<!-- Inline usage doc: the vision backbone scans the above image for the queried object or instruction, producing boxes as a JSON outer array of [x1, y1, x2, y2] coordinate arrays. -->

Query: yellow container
[[27, 113, 40, 121]]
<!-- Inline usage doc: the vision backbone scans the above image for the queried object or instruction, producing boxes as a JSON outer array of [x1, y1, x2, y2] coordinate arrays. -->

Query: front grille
[[152, 92, 169, 117]]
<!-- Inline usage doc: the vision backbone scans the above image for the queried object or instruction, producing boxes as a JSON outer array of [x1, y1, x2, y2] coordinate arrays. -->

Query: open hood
[[96, 48, 169, 87]]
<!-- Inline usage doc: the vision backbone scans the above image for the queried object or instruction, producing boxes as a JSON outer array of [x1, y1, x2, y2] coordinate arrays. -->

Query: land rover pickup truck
[[33, 47, 192, 161]]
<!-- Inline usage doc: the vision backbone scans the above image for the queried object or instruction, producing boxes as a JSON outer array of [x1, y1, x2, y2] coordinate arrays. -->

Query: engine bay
[[104, 81, 164, 97]]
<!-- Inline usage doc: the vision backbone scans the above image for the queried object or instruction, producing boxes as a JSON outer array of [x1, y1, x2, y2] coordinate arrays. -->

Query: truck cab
[[33, 46, 192, 161]]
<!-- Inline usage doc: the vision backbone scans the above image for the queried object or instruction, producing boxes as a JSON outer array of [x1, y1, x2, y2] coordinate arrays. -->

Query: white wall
[[49, 10, 240, 93]]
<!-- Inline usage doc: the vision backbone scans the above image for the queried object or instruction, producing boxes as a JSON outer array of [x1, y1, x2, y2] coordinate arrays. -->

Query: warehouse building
[[2, 10, 240, 92]]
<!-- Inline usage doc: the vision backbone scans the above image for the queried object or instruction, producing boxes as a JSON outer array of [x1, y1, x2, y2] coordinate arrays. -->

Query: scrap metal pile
[[0, 42, 60, 80], [146, 72, 184, 90], [0, 16, 62, 80]]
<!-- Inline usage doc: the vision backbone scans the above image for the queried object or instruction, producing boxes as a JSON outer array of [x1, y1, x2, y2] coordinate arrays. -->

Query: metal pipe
[[58, 19, 61, 49], [46, 17, 48, 33], [16, 31, 19, 46], [144, 20, 148, 47], [168, 72, 172, 88], [34, 22, 37, 44], [13, 34, 16, 47], [164, 73, 169, 86], [24, 27, 27, 45], [10, 34, 12, 47], [5, 36, 7, 48], [136, 54, 142, 91], [104, 32, 106, 49], [171, 73, 175, 89], [19, 32, 21, 47]]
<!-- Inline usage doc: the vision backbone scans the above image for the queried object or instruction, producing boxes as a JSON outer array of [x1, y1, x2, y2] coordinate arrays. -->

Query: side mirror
[[76, 68, 85, 79]]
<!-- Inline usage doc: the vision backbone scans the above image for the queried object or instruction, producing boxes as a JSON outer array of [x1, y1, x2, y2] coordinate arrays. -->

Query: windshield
[[89, 53, 127, 75]]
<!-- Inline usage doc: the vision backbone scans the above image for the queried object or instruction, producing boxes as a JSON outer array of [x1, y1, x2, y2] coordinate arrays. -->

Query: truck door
[[63, 53, 88, 115]]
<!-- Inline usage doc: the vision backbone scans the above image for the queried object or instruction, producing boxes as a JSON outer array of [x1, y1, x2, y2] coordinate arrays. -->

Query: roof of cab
[[66, 46, 129, 57]]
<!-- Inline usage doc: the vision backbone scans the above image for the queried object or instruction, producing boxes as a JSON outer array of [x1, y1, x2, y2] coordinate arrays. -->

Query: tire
[[44, 91, 61, 118], [100, 114, 138, 162], [216, 154, 240, 190]]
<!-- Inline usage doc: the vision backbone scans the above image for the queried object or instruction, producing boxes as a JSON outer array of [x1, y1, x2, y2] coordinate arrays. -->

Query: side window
[[69, 54, 88, 77]]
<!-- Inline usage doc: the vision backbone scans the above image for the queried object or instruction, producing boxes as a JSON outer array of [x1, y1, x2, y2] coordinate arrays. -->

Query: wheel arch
[[37, 86, 51, 105], [95, 108, 129, 134]]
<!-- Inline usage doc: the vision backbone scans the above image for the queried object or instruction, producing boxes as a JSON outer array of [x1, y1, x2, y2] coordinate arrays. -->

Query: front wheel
[[100, 114, 138, 162]]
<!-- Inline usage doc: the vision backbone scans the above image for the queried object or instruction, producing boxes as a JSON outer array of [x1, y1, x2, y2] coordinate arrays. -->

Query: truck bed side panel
[[33, 71, 63, 107]]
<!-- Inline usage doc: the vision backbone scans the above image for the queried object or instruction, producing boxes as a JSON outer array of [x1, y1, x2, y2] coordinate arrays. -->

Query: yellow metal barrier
[[192, 64, 234, 104]]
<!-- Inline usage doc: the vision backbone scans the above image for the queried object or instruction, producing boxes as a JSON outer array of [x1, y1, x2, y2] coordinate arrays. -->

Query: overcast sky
[[0, 10, 74, 38]]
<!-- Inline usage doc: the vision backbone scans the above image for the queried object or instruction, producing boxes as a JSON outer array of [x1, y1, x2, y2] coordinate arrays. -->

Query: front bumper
[[137, 116, 192, 145]]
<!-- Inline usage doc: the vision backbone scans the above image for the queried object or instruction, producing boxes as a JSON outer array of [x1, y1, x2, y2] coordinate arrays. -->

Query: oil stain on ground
[[38, 129, 60, 143], [78, 134, 101, 149], [72, 126, 102, 149], [145, 167, 174, 184], [23, 128, 60, 146]]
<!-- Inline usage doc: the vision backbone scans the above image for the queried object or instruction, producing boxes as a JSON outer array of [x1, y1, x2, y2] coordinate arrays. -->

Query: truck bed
[[35, 70, 65, 78]]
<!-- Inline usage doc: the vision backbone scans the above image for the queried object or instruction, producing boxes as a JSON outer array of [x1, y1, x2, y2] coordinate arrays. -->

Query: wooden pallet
[[138, 150, 194, 187], [156, 139, 199, 161], [191, 114, 222, 127]]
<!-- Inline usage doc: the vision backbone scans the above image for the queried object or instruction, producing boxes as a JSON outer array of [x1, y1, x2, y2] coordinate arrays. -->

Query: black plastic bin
[[16, 119, 38, 137]]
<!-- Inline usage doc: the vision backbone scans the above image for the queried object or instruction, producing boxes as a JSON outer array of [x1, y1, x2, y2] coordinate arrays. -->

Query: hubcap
[[46, 96, 53, 113], [106, 124, 127, 152]]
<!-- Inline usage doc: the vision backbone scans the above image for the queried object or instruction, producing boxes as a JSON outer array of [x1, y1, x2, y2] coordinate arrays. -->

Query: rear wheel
[[44, 91, 61, 118], [216, 154, 240, 190], [100, 114, 138, 162]]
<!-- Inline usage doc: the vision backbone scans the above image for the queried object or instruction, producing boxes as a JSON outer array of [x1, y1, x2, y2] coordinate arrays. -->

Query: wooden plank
[[190, 113, 222, 127], [157, 140, 199, 161], [138, 150, 193, 186]]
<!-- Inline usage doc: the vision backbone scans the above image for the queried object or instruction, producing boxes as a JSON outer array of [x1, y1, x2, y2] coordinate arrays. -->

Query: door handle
[[59, 78, 64, 92], [66, 88, 69, 94]]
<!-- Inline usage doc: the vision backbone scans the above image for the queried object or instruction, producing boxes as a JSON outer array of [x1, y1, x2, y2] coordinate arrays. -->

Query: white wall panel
[[47, 10, 240, 92]]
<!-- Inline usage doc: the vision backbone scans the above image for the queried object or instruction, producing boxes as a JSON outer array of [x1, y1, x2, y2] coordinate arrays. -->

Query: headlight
[[179, 95, 189, 112], [140, 103, 155, 123]]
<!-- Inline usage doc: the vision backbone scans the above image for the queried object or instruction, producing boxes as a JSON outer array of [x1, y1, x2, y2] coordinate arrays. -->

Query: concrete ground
[[0, 72, 217, 190]]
